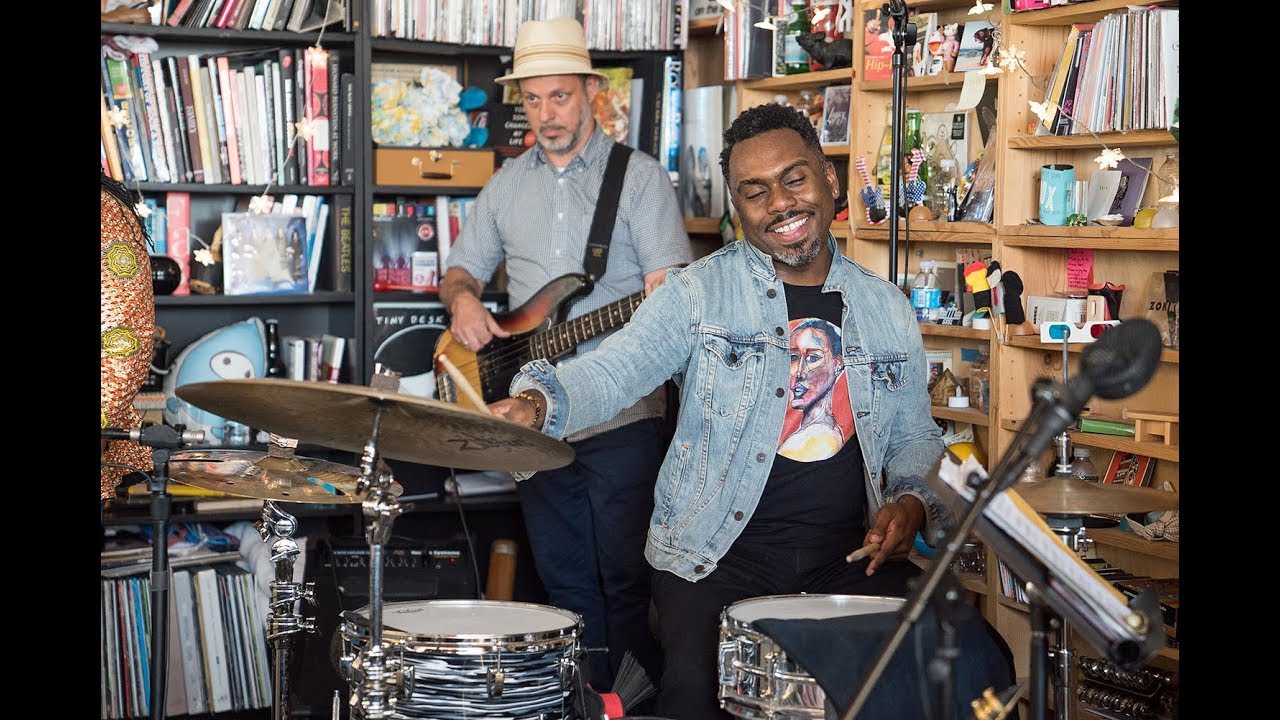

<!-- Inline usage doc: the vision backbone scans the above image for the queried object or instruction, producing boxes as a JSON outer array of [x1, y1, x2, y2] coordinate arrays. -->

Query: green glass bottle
[[783, 1, 811, 75], [905, 108, 929, 188]]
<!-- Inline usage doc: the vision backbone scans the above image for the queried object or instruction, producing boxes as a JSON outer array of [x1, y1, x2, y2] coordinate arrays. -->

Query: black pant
[[650, 540, 919, 720]]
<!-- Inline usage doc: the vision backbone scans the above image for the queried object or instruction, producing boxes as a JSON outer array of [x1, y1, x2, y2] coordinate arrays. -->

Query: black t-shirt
[[738, 283, 866, 548]]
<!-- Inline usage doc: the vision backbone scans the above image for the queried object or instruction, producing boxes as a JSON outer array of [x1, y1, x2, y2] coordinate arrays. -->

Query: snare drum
[[339, 599, 583, 719], [718, 594, 905, 720]]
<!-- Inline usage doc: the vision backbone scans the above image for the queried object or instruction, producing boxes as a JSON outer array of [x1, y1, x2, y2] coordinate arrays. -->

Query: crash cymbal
[[1013, 476, 1179, 516], [169, 449, 387, 504], [175, 379, 574, 472]]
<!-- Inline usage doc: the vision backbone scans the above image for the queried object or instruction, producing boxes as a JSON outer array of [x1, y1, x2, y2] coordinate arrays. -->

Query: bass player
[[437, 17, 693, 698]]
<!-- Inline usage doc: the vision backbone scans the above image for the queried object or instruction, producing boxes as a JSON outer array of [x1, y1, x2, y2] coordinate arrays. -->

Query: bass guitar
[[434, 274, 644, 411]]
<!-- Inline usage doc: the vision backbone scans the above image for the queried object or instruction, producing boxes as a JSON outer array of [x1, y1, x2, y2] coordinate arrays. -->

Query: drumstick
[[438, 355, 492, 414], [845, 542, 881, 563]]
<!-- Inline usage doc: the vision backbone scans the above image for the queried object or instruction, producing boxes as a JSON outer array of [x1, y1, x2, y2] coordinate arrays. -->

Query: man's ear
[[826, 161, 840, 198], [584, 75, 601, 101]]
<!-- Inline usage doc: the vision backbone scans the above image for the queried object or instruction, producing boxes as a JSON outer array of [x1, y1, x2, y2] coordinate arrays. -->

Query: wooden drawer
[[373, 147, 495, 188]]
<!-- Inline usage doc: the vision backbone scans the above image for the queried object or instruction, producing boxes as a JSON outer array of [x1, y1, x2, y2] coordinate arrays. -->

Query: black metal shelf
[[134, 182, 356, 195], [101, 22, 354, 46], [155, 291, 355, 307]]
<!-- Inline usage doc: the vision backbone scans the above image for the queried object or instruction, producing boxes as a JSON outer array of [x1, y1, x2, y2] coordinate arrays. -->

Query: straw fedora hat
[[496, 18, 608, 85]]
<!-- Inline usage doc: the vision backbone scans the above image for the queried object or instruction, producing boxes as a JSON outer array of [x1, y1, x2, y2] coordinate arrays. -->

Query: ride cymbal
[[175, 379, 574, 472], [169, 449, 380, 504], [1013, 476, 1178, 516]]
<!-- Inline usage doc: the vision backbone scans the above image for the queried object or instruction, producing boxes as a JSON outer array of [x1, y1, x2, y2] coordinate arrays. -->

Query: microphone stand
[[102, 423, 204, 720], [840, 379, 1081, 720], [885, 0, 916, 288]]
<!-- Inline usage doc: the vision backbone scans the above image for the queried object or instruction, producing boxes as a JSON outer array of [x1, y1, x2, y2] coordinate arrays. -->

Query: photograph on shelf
[[681, 85, 726, 219], [819, 85, 851, 146], [591, 66, 634, 144], [925, 349, 954, 390], [952, 21, 995, 72], [220, 213, 310, 296], [1107, 157, 1153, 226], [909, 12, 938, 76]]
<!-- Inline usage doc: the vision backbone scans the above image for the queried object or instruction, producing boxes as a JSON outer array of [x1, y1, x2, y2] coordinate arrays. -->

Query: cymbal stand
[[254, 493, 317, 720], [1044, 333, 1079, 720], [346, 367, 414, 719]]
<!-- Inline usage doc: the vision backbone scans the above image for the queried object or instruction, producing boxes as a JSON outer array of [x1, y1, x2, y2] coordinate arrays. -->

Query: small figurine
[[796, 32, 854, 71], [935, 23, 961, 74]]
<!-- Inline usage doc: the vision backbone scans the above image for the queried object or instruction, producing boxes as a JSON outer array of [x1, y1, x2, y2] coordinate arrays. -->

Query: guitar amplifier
[[318, 536, 479, 606]]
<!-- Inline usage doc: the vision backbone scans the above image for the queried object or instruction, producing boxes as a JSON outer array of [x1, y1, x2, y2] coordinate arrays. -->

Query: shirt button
[[775, 327, 784, 336], [557, 178, 564, 184], [756, 453, 766, 463], [695, 564, 705, 574], [775, 387, 785, 397], [767, 289, 777, 298], [555, 249, 562, 257], [734, 511, 744, 520], [557, 212, 564, 220]]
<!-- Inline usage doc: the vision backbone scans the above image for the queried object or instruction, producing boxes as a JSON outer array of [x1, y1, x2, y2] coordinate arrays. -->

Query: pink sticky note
[[1066, 248, 1093, 290]]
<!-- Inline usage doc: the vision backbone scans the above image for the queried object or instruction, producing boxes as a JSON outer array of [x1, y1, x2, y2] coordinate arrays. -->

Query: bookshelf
[[832, 0, 1180, 686]]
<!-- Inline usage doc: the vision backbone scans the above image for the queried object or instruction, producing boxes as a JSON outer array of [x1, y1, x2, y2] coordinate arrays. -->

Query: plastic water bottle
[[911, 261, 942, 322]]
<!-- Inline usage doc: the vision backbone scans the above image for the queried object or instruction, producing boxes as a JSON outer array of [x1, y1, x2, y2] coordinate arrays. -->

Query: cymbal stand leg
[[350, 407, 414, 719], [255, 501, 317, 720]]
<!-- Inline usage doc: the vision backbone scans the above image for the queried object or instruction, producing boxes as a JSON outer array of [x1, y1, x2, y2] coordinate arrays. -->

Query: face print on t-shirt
[[778, 317, 855, 461]]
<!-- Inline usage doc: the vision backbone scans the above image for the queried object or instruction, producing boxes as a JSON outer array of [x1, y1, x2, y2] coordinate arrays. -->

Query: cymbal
[[1013, 476, 1179, 516], [175, 379, 574, 472], [169, 450, 384, 504]]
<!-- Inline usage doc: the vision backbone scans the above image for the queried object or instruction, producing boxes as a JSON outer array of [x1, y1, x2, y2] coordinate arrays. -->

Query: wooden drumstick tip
[[437, 355, 492, 414], [845, 542, 881, 563]]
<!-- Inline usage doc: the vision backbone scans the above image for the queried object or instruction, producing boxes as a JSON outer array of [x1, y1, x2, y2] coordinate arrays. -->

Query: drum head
[[727, 594, 904, 623], [346, 599, 582, 653]]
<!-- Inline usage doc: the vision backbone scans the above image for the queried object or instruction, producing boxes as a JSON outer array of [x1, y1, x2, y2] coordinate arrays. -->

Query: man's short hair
[[720, 103, 826, 181]]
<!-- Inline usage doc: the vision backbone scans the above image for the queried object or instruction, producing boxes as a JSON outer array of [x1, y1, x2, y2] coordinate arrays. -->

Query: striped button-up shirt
[[449, 125, 693, 439]]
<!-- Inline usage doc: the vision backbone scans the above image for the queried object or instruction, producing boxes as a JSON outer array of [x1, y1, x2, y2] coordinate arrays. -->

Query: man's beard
[[537, 124, 580, 154], [772, 233, 824, 267]]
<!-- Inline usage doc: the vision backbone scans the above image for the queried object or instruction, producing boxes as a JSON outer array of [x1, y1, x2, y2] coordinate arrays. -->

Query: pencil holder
[[1038, 164, 1075, 226]]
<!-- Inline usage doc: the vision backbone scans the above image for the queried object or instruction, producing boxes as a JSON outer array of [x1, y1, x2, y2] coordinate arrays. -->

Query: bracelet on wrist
[[512, 391, 544, 428]]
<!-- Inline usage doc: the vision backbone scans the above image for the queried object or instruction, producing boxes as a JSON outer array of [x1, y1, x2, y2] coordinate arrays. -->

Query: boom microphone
[[101, 425, 206, 447], [1078, 318, 1164, 400]]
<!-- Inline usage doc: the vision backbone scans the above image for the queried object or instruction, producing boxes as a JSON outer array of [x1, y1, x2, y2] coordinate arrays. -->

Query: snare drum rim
[[343, 599, 585, 655], [723, 593, 906, 624]]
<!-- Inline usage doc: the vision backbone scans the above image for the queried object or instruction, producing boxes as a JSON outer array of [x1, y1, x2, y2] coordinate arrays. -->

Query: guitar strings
[[441, 294, 645, 389]]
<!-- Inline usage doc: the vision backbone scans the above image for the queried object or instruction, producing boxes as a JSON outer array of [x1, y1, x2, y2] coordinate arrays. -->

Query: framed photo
[[925, 349, 953, 389], [1102, 451, 1155, 487], [819, 85, 851, 145]]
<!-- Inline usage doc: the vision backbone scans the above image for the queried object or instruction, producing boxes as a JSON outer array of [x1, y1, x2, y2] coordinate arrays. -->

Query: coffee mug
[[1039, 164, 1075, 226]]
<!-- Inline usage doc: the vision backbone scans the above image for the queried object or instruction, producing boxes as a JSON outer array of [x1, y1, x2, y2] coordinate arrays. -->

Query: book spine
[[341, 71, 355, 186], [279, 50, 299, 186], [293, 48, 308, 183], [328, 50, 341, 187], [101, 90, 125, 181], [104, 54, 148, 182], [135, 53, 172, 183], [187, 55, 216, 184], [167, 0, 198, 26], [149, 58, 181, 184], [270, 59, 287, 185], [174, 57, 205, 183], [204, 57, 232, 183], [194, 568, 232, 713], [165, 192, 192, 296], [215, 56, 242, 185], [304, 46, 331, 186]]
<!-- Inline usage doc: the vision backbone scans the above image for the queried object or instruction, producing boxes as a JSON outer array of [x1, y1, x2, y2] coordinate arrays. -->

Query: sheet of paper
[[1066, 248, 1093, 290], [955, 71, 987, 111]]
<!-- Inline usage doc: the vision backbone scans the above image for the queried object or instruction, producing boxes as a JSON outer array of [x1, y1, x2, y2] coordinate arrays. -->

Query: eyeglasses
[[1038, 320, 1120, 344]]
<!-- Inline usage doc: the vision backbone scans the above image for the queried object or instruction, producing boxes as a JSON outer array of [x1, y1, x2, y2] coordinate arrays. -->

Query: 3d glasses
[[1038, 320, 1120, 344]]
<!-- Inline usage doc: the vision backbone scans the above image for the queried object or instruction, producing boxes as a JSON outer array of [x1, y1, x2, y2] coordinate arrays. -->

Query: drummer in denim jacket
[[490, 103, 955, 720]]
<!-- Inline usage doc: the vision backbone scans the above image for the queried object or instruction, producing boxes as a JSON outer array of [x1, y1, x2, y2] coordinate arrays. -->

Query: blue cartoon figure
[[163, 318, 266, 443]]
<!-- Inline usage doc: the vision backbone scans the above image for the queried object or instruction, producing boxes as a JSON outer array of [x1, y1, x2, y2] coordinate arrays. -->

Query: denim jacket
[[512, 236, 953, 582]]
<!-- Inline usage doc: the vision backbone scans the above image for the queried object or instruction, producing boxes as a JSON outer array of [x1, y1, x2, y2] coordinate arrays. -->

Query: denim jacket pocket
[[868, 352, 910, 391], [698, 333, 767, 417]]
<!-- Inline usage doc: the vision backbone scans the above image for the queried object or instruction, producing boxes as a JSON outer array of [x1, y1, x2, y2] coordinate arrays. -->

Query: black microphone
[[993, 319, 1163, 492], [101, 425, 206, 447]]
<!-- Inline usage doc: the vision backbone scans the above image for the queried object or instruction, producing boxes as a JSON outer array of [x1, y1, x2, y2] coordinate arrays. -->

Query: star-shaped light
[[1094, 148, 1125, 169], [294, 118, 317, 142], [1028, 100, 1056, 125], [194, 247, 216, 266], [998, 47, 1025, 72], [717, 0, 734, 11], [969, 1, 994, 15], [1158, 183, 1179, 204], [249, 195, 273, 215], [754, 19, 775, 30], [979, 59, 1003, 76], [134, 201, 152, 218], [812, 6, 830, 23], [107, 107, 128, 128]]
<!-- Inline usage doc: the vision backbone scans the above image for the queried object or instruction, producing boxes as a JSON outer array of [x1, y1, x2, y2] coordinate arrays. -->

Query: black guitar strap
[[582, 142, 634, 284]]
